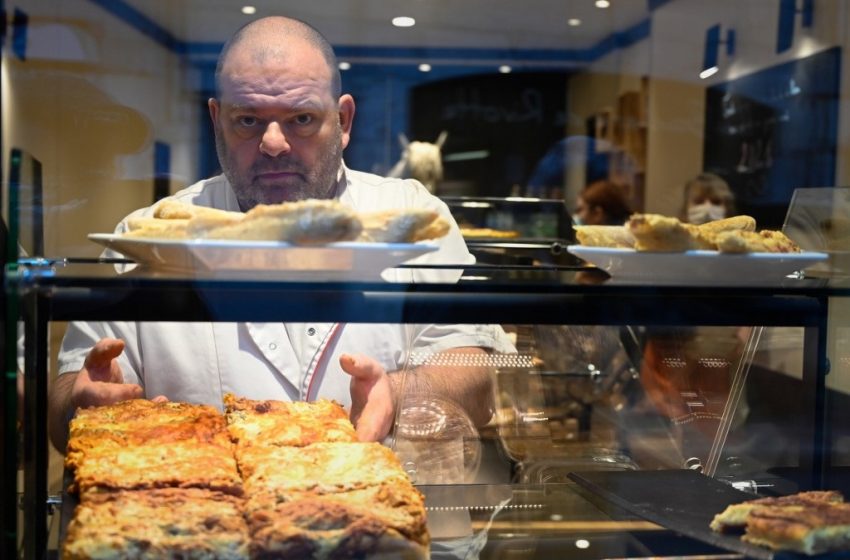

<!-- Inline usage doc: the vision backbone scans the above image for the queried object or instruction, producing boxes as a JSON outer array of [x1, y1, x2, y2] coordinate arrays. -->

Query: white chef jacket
[[58, 165, 514, 409]]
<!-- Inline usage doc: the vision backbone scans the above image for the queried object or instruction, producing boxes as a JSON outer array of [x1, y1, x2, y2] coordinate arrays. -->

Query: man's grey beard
[[214, 122, 343, 211]]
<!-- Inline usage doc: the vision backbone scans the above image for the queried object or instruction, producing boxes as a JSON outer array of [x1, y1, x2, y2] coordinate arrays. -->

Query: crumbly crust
[[223, 395, 357, 449], [238, 442, 410, 495], [63, 488, 250, 560], [743, 501, 850, 554], [710, 490, 843, 532]]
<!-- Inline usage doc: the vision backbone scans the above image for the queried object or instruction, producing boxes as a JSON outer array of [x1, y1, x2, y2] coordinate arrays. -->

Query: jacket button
[[307, 327, 316, 336]]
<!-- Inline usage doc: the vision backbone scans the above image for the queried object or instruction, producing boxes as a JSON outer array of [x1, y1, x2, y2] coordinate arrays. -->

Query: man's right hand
[[70, 338, 143, 410]]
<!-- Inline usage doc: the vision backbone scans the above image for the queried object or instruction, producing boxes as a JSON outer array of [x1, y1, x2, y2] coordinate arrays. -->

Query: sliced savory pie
[[72, 439, 242, 498], [66, 404, 229, 471], [744, 501, 850, 555], [63, 488, 249, 560], [238, 441, 410, 496], [247, 495, 428, 559], [223, 394, 357, 449], [710, 490, 843, 532]]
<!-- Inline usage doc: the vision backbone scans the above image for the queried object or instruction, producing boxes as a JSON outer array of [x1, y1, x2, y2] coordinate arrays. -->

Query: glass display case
[[7, 257, 848, 559], [4, 1, 850, 559]]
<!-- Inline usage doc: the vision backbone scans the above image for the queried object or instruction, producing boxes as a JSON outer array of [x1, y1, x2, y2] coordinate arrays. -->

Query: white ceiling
[[121, 0, 653, 54]]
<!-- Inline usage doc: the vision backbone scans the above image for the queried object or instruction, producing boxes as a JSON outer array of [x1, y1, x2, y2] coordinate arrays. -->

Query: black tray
[[568, 469, 850, 559]]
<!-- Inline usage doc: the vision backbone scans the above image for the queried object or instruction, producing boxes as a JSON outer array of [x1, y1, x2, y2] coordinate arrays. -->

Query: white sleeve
[[408, 323, 516, 356], [58, 321, 143, 387]]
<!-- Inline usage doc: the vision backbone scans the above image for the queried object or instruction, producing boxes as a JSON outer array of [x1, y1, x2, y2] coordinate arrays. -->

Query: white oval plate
[[89, 233, 439, 282], [568, 245, 829, 285]]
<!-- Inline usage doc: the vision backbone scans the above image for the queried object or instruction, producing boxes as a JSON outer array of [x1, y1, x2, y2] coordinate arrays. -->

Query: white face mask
[[687, 202, 726, 225]]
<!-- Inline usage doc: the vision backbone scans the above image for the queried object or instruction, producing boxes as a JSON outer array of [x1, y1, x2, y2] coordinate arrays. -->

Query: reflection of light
[[459, 202, 492, 208], [392, 16, 416, 27], [788, 78, 801, 95], [443, 150, 489, 162], [595, 0, 610, 8], [460, 276, 490, 281], [576, 539, 590, 549], [550, 514, 563, 521], [700, 66, 719, 79], [418, 63, 432, 72], [338, 61, 351, 71], [568, 18, 581, 26], [499, 65, 512, 74], [241, 5, 256, 14]]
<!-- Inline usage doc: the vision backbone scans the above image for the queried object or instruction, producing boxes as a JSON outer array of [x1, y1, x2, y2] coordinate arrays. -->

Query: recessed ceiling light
[[499, 65, 512, 74], [392, 16, 416, 27], [595, 0, 610, 8], [338, 61, 351, 71], [418, 63, 431, 72], [568, 18, 581, 26], [241, 5, 256, 15], [699, 66, 718, 79]]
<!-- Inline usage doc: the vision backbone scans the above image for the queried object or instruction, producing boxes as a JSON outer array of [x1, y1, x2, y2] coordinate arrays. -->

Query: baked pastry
[[247, 490, 428, 559], [223, 394, 358, 449], [153, 199, 244, 222], [125, 217, 190, 239], [63, 488, 250, 560], [743, 501, 850, 554], [196, 200, 362, 244], [66, 400, 228, 469], [714, 229, 801, 254], [710, 490, 843, 532], [359, 208, 450, 243], [574, 225, 635, 248], [460, 227, 520, 239], [67, 400, 241, 497], [71, 438, 243, 498], [627, 214, 710, 251], [697, 215, 756, 236], [64, 398, 429, 558], [238, 441, 411, 496]]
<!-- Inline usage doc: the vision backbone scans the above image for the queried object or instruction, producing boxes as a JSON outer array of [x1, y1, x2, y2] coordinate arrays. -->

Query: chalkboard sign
[[704, 47, 840, 228], [410, 72, 569, 197]]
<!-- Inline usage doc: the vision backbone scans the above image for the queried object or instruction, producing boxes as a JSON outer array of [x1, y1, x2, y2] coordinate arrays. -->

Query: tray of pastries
[[61, 396, 428, 559]]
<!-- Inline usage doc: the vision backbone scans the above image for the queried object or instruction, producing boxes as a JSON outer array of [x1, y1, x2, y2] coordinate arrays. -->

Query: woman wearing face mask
[[573, 180, 633, 226], [680, 173, 736, 225]]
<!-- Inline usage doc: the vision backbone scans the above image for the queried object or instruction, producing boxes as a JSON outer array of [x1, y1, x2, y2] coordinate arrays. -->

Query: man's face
[[209, 44, 354, 210]]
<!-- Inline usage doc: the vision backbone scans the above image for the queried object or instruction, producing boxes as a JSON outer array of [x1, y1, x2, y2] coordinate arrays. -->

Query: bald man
[[50, 17, 513, 452]]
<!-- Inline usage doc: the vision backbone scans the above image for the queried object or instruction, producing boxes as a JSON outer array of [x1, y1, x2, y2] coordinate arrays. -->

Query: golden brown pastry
[[64, 397, 429, 559], [153, 199, 244, 222], [63, 488, 250, 560], [198, 200, 362, 244], [710, 490, 843, 532], [743, 501, 850, 554], [697, 215, 757, 236], [627, 213, 707, 251], [460, 227, 520, 239], [715, 229, 801, 253], [359, 208, 450, 243], [574, 225, 635, 248], [124, 217, 190, 239], [223, 394, 358, 450]]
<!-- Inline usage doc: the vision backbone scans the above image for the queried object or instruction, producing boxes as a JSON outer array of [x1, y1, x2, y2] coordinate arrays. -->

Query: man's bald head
[[214, 16, 341, 99]]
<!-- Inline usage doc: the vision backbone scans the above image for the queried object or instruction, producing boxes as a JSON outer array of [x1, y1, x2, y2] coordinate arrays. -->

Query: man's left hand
[[340, 353, 395, 442]]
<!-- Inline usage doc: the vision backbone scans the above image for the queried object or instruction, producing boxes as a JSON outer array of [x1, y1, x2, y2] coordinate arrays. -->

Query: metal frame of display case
[[8, 262, 841, 559]]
